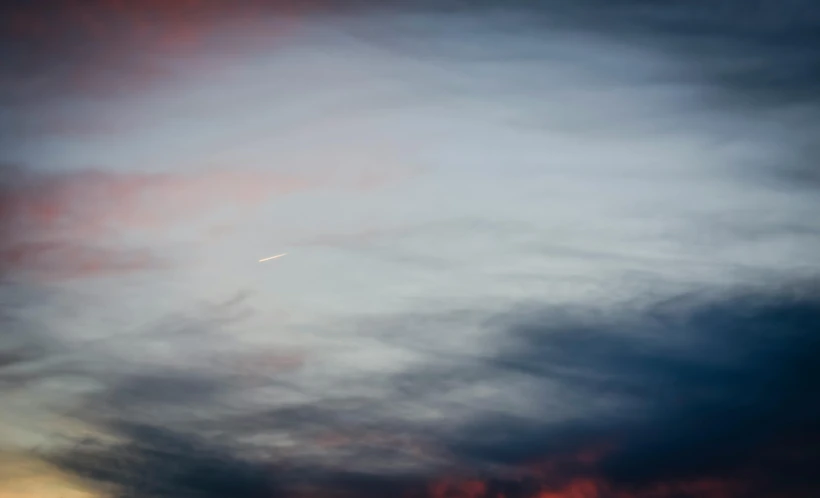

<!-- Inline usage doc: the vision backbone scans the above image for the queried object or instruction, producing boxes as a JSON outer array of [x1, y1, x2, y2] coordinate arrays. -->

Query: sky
[[1, 1, 819, 497]]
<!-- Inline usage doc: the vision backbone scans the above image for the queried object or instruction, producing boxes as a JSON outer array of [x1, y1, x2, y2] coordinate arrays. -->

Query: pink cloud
[[1, 165, 407, 280], [4, 168, 322, 236], [0, 240, 163, 282], [1, 1, 310, 104]]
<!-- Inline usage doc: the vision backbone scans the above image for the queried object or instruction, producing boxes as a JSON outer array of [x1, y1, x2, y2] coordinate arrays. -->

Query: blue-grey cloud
[[3, 2, 820, 497], [20, 281, 814, 497]]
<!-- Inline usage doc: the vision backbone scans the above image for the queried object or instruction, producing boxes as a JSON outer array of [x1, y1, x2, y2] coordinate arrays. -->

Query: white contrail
[[259, 253, 287, 262]]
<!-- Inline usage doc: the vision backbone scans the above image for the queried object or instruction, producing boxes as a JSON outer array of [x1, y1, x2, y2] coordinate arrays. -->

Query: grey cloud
[[441, 282, 820, 495], [36, 280, 819, 497], [3, 2, 820, 497], [47, 421, 286, 498]]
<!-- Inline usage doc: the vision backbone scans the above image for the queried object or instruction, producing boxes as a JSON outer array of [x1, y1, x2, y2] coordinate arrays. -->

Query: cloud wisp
[[0, 163, 408, 281], [5, 281, 809, 497]]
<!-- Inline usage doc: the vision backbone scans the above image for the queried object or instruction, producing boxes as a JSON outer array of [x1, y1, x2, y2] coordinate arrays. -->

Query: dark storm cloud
[[432, 282, 820, 496], [39, 280, 820, 497]]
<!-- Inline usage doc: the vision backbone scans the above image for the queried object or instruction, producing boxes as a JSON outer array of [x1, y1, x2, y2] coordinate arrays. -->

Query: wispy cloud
[[14, 281, 815, 497], [0, 163, 408, 281]]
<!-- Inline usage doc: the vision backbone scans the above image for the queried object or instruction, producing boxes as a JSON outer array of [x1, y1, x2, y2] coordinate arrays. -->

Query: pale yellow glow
[[0, 454, 100, 498]]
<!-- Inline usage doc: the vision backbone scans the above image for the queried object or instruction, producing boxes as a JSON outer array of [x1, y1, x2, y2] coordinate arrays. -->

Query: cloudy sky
[[1, 1, 819, 497]]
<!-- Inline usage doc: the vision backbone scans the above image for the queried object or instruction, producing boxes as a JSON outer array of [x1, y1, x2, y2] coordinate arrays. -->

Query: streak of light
[[259, 253, 287, 262]]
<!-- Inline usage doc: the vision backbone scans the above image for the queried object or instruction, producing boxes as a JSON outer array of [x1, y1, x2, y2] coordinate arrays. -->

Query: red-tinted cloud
[[0, 165, 399, 280], [419, 476, 740, 498], [429, 479, 488, 498], [5, 168, 322, 234], [0, 240, 163, 282], [0, 0, 317, 107], [422, 453, 742, 498]]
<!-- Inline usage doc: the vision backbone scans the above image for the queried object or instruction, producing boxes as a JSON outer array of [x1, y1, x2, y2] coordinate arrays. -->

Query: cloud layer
[[0, 163, 408, 280], [2, 1, 820, 497], [11, 282, 815, 497]]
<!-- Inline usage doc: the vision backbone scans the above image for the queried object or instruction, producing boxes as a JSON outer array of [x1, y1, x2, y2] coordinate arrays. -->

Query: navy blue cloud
[[35, 282, 820, 497]]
